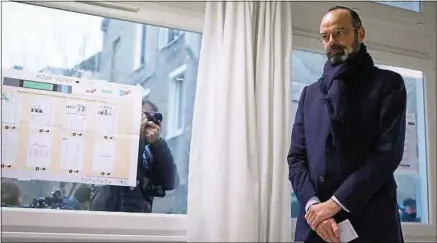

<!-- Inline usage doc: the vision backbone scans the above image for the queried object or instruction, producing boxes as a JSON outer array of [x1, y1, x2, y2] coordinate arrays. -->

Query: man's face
[[320, 9, 365, 65], [142, 103, 154, 113], [405, 205, 416, 214]]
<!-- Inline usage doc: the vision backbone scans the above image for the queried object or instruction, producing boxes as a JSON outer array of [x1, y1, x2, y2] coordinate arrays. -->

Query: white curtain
[[187, 2, 293, 242]]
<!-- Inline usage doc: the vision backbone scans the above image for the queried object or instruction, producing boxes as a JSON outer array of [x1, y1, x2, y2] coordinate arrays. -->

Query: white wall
[[2, 1, 437, 242]]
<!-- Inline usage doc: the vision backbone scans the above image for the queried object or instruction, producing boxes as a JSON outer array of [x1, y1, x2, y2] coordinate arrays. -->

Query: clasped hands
[[305, 199, 342, 242]]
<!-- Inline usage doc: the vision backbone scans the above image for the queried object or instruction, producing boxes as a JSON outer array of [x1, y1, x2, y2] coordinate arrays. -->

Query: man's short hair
[[403, 198, 417, 209], [328, 5, 363, 29], [73, 185, 92, 203], [141, 97, 159, 112], [1, 180, 21, 206]]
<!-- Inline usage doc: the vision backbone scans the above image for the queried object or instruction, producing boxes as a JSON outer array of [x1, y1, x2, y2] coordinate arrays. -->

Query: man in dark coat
[[287, 5, 406, 243]]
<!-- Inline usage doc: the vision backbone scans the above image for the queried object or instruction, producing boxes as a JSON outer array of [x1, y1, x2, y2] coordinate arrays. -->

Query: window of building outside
[[1, 2, 202, 215], [168, 29, 182, 43], [157, 28, 183, 50], [110, 37, 121, 82], [290, 49, 429, 223], [373, 0, 421, 12], [167, 67, 186, 139], [140, 26, 147, 66]]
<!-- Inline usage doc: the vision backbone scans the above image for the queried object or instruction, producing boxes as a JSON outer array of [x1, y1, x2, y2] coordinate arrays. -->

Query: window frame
[[2, 207, 187, 241], [24, 1, 204, 33], [2, 1, 200, 242], [3, 1, 436, 242], [291, 1, 436, 32], [291, 1, 436, 62]]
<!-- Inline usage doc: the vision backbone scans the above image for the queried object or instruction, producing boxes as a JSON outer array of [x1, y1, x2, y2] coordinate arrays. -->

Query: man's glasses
[[319, 27, 356, 44]]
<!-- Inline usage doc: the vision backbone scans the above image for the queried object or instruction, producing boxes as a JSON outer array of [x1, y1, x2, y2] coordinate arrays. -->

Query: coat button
[[319, 176, 325, 183]]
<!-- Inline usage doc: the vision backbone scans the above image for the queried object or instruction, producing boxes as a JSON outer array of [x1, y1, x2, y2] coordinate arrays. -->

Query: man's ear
[[358, 27, 366, 42]]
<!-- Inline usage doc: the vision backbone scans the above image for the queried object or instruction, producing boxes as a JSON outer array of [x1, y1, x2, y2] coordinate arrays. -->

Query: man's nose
[[326, 37, 337, 48]]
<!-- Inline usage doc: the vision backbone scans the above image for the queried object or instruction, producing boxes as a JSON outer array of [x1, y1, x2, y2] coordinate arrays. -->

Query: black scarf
[[318, 43, 374, 150]]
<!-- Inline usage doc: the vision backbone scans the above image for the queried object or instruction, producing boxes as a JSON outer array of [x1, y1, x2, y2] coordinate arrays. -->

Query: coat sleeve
[[287, 86, 318, 207], [149, 138, 180, 190], [333, 73, 407, 214]]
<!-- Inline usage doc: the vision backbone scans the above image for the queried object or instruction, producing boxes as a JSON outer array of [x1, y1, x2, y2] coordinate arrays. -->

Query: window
[[158, 28, 183, 49], [373, 0, 421, 12], [374, 65, 428, 223], [290, 50, 325, 218], [140, 26, 147, 65], [133, 24, 147, 71], [2, 1, 201, 217], [168, 29, 182, 43], [290, 50, 429, 223], [110, 37, 120, 82], [166, 65, 186, 139]]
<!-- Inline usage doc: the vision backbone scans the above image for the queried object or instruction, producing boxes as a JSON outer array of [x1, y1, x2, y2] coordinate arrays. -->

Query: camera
[[27, 189, 64, 209], [143, 112, 163, 126]]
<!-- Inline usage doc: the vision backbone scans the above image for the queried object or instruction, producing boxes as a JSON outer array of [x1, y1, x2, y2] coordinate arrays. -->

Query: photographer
[[90, 99, 180, 213], [61, 185, 92, 210]]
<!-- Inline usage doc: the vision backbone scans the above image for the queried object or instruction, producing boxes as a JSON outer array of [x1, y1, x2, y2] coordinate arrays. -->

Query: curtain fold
[[187, 2, 293, 242]]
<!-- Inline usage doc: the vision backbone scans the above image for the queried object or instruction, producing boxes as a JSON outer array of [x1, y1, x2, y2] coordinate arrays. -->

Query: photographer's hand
[[144, 121, 161, 144], [140, 114, 148, 144]]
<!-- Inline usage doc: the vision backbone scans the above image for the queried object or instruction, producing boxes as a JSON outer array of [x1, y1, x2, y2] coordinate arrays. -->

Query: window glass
[[290, 50, 429, 223], [375, 64, 428, 223], [373, 1, 421, 12], [1, 2, 201, 214], [290, 50, 325, 218]]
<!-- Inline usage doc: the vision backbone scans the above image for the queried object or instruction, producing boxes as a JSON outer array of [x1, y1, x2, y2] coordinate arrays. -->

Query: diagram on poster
[[1, 68, 142, 187], [95, 104, 117, 136], [26, 134, 53, 170], [29, 96, 55, 128], [1, 91, 22, 125], [92, 140, 116, 174], [60, 137, 85, 172], [64, 101, 88, 132], [1, 131, 19, 168]]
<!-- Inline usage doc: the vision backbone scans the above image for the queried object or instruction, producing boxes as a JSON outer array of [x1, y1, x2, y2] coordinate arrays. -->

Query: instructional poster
[[1, 68, 142, 187], [398, 113, 418, 173]]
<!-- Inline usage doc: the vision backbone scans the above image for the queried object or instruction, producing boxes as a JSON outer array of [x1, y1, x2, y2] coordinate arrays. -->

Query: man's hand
[[315, 218, 340, 243], [140, 115, 161, 144], [305, 199, 341, 230]]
